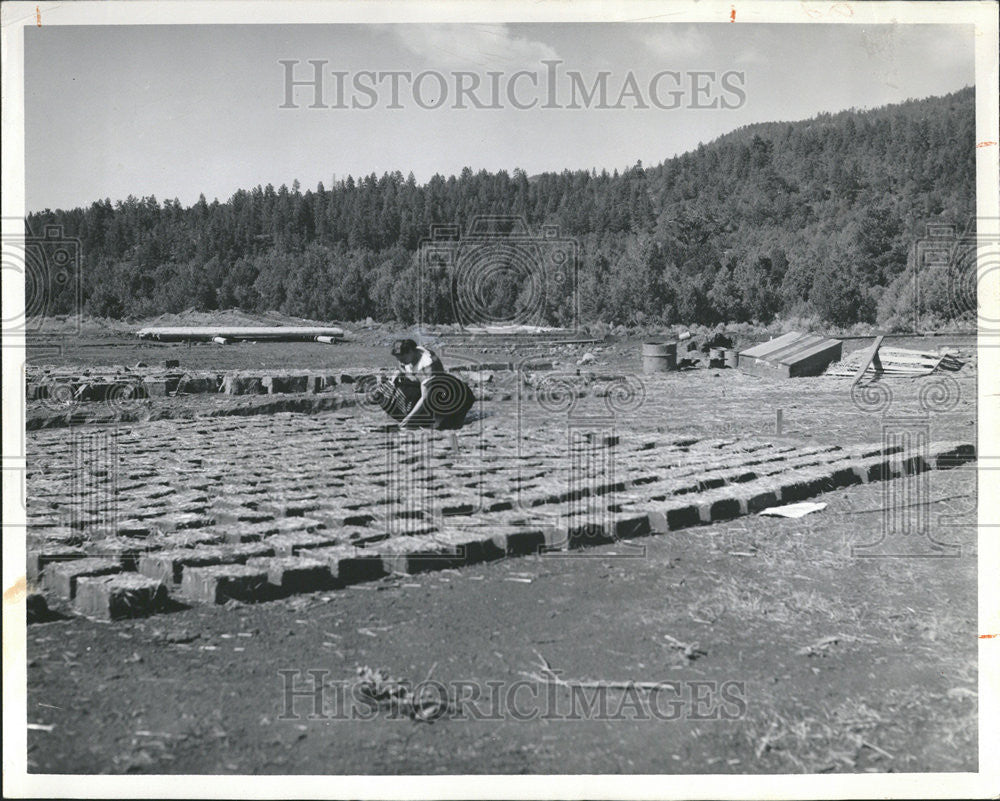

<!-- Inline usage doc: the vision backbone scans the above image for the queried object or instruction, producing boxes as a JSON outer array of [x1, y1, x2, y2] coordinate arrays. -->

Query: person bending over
[[375, 339, 474, 430]]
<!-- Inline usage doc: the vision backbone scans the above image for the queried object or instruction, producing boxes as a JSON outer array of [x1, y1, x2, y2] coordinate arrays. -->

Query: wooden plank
[[852, 335, 885, 384]]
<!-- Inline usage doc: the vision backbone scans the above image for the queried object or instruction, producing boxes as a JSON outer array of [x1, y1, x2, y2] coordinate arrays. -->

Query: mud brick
[[372, 536, 463, 575], [258, 517, 326, 536], [310, 545, 387, 584], [384, 521, 438, 538], [221, 374, 265, 395], [439, 492, 484, 516], [149, 511, 214, 533], [142, 379, 168, 397], [262, 375, 309, 394], [175, 375, 218, 394], [246, 556, 334, 593], [827, 465, 863, 490], [540, 523, 571, 552], [897, 452, 929, 476], [857, 443, 903, 459], [432, 529, 506, 565], [26, 525, 84, 546], [84, 537, 152, 571], [929, 442, 976, 470], [65, 513, 104, 531], [851, 456, 886, 484], [216, 525, 266, 544], [697, 495, 742, 523], [132, 484, 177, 500], [340, 509, 378, 527], [111, 519, 155, 538], [172, 490, 211, 507], [180, 564, 270, 604], [162, 529, 227, 548], [74, 381, 115, 401], [258, 497, 322, 518], [263, 530, 345, 556], [119, 505, 170, 523], [216, 508, 276, 528], [212, 502, 274, 526], [489, 525, 547, 556], [222, 542, 276, 561], [647, 503, 700, 533], [74, 574, 169, 620], [219, 483, 270, 497], [740, 489, 780, 514], [778, 469, 830, 503], [26, 592, 49, 623], [26, 546, 87, 582], [139, 547, 229, 584], [613, 512, 653, 540], [44, 557, 123, 600], [348, 530, 391, 547], [562, 516, 618, 549]]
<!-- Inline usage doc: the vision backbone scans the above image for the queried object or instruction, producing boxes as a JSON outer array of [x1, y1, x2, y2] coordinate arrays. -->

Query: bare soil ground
[[21, 325, 978, 774]]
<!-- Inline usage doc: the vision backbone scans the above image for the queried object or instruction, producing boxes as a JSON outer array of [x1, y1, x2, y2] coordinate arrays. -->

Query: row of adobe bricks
[[25, 360, 556, 403], [26, 441, 976, 623]]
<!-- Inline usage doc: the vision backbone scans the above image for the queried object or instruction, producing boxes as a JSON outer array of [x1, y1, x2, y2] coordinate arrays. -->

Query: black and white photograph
[[2, 1, 998, 797]]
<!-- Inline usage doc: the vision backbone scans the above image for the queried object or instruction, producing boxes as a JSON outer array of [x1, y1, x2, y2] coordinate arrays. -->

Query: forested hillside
[[28, 86, 975, 328]]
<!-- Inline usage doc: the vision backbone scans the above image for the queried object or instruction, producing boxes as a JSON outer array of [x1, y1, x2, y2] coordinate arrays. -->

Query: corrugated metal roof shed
[[738, 331, 843, 378]]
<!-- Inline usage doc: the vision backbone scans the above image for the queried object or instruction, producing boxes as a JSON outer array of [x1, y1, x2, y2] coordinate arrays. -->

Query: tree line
[[28, 86, 975, 329]]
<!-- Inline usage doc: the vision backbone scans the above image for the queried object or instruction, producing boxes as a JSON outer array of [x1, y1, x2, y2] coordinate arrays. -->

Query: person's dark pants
[[377, 374, 474, 430]]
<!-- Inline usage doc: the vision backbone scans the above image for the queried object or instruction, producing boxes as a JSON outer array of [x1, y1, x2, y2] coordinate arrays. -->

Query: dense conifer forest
[[28, 86, 975, 329]]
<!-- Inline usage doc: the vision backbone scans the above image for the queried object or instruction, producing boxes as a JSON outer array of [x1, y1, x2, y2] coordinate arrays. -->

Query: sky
[[24, 22, 974, 211]]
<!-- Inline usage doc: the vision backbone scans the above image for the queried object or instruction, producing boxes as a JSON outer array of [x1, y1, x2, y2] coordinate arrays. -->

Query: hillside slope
[[28, 87, 975, 327]]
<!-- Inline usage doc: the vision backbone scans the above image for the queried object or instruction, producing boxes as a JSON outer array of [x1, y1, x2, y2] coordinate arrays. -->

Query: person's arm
[[399, 379, 430, 428]]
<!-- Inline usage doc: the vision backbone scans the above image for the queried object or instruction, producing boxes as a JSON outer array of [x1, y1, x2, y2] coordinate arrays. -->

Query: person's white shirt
[[402, 345, 441, 382]]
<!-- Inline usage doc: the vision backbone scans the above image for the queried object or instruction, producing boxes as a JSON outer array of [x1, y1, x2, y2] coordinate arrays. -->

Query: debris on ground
[[759, 501, 828, 518], [825, 345, 966, 378], [354, 665, 449, 722], [518, 650, 694, 689], [663, 633, 707, 661], [796, 635, 844, 656]]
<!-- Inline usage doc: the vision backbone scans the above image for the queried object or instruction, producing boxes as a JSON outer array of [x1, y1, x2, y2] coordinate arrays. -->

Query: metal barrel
[[641, 341, 677, 373], [724, 348, 739, 369]]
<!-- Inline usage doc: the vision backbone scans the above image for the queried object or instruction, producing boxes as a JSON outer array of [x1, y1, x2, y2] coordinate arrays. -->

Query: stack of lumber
[[825, 346, 965, 378]]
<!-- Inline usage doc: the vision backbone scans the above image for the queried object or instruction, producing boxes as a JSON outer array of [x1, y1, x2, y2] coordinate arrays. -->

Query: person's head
[[391, 338, 419, 366]]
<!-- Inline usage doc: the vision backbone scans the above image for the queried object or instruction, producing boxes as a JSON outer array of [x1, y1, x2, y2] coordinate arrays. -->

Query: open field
[[20, 329, 979, 774]]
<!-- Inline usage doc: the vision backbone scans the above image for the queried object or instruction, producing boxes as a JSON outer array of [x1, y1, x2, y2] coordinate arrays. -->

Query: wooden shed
[[738, 331, 843, 378]]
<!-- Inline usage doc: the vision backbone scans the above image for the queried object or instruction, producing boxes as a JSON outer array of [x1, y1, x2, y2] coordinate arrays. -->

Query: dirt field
[[21, 327, 978, 774]]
